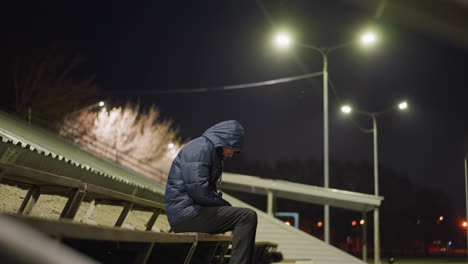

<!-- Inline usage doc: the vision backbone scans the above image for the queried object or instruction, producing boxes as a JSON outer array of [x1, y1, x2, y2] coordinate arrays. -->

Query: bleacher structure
[[0, 110, 382, 263], [0, 110, 231, 263], [223, 183, 382, 264]]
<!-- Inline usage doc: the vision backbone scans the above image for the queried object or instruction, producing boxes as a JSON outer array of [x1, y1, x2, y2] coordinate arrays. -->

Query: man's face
[[222, 147, 236, 158]]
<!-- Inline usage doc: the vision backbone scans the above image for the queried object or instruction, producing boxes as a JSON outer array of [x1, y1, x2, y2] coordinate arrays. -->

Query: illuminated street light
[[274, 29, 378, 253], [352, 221, 357, 226], [398, 101, 408, 110], [463, 221, 467, 228], [168, 143, 175, 149], [439, 216, 444, 221], [341, 105, 352, 114], [341, 101, 407, 264], [360, 31, 377, 46], [360, 219, 365, 225], [340, 101, 409, 197], [285, 221, 291, 226], [69, 101, 107, 119], [317, 221, 323, 227], [274, 33, 292, 48]]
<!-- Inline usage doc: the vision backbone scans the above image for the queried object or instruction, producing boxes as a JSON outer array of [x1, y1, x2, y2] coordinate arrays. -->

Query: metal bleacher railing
[[0, 109, 233, 263], [0, 108, 284, 264], [0, 160, 232, 263], [15, 107, 168, 184]]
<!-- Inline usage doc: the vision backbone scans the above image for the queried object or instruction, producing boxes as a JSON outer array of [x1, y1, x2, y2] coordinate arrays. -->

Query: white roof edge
[[222, 172, 383, 210]]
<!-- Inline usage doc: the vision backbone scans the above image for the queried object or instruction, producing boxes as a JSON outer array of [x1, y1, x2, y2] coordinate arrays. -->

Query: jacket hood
[[202, 120, 244, 152]]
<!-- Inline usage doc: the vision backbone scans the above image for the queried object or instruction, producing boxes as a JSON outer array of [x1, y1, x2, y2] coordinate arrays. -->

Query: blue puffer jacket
[[165, 120, 244, 227]]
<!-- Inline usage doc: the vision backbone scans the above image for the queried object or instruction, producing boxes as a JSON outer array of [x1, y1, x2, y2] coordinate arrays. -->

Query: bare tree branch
[[13, 49, 100, 127], [60, 104, 184, 183]]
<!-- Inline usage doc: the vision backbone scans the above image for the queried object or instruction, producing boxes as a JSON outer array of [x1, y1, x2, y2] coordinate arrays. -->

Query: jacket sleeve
[[180, 161, 231, 207]]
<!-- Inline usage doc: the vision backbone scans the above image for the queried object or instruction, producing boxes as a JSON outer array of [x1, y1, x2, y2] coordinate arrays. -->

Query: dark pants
[[172, 206, 258, 264]]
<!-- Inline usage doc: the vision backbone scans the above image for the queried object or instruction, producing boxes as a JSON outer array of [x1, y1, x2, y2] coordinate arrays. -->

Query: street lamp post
[[371, 114, 380, 264], [465, 153, 468, 259], [341, 101, 408, 264], [372, 115, 379, 196], [303, 45, 331, 243], [274, 30, 377, 245]]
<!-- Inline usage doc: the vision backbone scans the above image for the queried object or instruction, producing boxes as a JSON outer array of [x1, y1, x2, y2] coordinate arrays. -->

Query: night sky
[[4, 2, 468, 214]]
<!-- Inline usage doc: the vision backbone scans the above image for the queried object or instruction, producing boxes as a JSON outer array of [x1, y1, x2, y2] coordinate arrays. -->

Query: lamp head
[[398, 101, 408, 110], [341, 105, 352, 114], [360, 31, 377, 46], [274, 32, 292, 48]]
